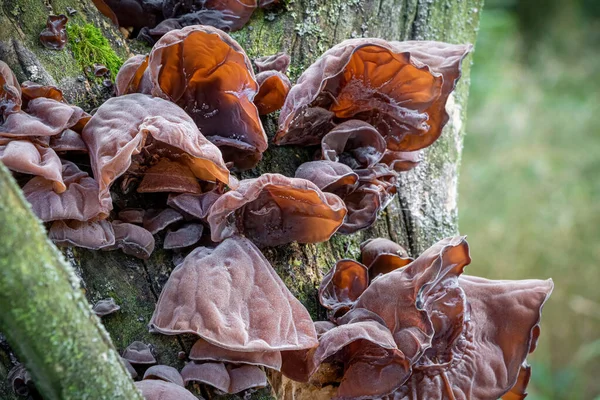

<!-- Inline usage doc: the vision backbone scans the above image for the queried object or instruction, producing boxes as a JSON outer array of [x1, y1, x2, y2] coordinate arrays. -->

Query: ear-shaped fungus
[[337, 184, 383, 234], [254, 52, 291, 74], [207, 174, 346, 246], [321, 120, 386, 169], [294, 160, 358, 197], [49, 220, 115, 250], [143, 365, 185, 387], [20, 81, 64, 105], [123, 341, 156, 365], [92, 0, 163, 30], [145, 26, 267, 169], [181, 362, 268, 394], [0, 61, 22, 115], [318, 259, 368, 316], [135, 379, 198, 400], [160, 0, 257, 32], [22, 161, 101, 221], [167, 190, 222, 222], [276, 40, 471, 150], [143, 208, 184, 234], [82, 94, 229, 215], [115, 55, 151, 96], [381, 149, 421, 172], [150, 236, 318, 351], [163, 223, 203, 249], [189, 338, 282, 370], [105, 221, 155, 259], [360, 237, 412, 279], [254, 70, 291, 115], [39, 15, 68, 50], [92, 298, 120, 317]]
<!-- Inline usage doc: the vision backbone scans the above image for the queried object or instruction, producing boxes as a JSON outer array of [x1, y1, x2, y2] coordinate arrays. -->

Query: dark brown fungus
[[321, 120, 386, 169], [181, 362, 230, 392], [167, 190, 221, 222], [22, 161, 101, 221], [381, 149, 421, 172], [163, 223, 203, 249], [355, 163, 399, 207], [207, 174, 346, 246], [8, 364, 32, 397], [82, 94, 229, 216], [318, 259, 368, 315], [294, 160, 358, 197], [143, 365, 185, 387], [0, 139, 65, 193], [360, 237, 413, 279], [254, 70, 291, 115], [20, 81, 64, 106], [143, 208, 184, 234], [118, 208, 145, 224], [49, 220, 115, 250], [337, 184, 382, 234], [149, 236, 318, 351], [93, 64, 109, 77], [135, 379, 198, 400], [39, 15, 68, 50], [501, 362, 532, 400], [123, 341, 156, 365], [120, 357, 138, 379], [92, 298, 120, 317], [254, 52, 290, 73], [91, 0, 119, 25], [0, 61, 22, 116], [276, 40, 471, 151], [92, 0, 162, 30], [146, 26, 267, 169], [189, 338, 282, 370], [137, 158, 202, 194], [115, 55, 151, 96], [106, 221, 155, 259], [161, 0, 257, 32], [228, 364, 268, 394]]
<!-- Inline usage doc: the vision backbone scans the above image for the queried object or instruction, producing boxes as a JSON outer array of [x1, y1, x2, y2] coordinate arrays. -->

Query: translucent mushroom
[[143, 365, 185, 387], [135, 379, 198, 400], [49, 220, 115, 250], [318, 259, 368, 316], [163, 223, 204, 250], [254, 52, 291, 73], [294, 160, 359, 197], [122, 341, 156, 365], [92, 298, 121, 317], [189, 338, 282, 370], [254, 70, 291, 115], [105, 221, 155, 260], [320, 120, 387, 169], [39, 15, 68, 50]]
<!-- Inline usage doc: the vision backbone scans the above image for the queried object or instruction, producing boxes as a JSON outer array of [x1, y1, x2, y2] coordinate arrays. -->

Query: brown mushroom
[[321, 120, 387, 169], [115, 55, 151, 95], [294, 160, 359, 197], [360, 237, 413, 279], [181, 362, 230, 392], [143, 365, 185, 387], [501, 362, 531, 400], [92, 298, 121, 317], [149, 236, 318, 351], [189, 338, 282, 370], [337, 183, 383, 234], [146, 25, 267, 169], [254, 70, 291, 115], [81, 94, 229, 216], [167, 190, 222, 222], [22, 161, 101, 221], [135, 379, 198, 400], [20, 81, 64, 106], [0, 61, 22, 116], [120, 357, 138, 379], [48, 220, 115, 250], [318, 259, 368, 316], [137, 158, 202, 194], [163, 223, 204, 249], [254, 52, 291, 74], [49, 129, 88, 153], [143, 208, 184, 234], [227, 364, 268, 394], [276, 39, 471, 151], [118, 208, 145, 224], [105, 221, 155, 259], [208, 174, 347, 246], [123, 341, 156, 365], [381, 149, 421, 172], [0, 139, 65, 193], [39, 15, 68, 50]]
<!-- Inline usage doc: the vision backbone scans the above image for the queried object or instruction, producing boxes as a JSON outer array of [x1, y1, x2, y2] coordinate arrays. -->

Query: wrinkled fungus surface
[[39, 15, 68, 50]]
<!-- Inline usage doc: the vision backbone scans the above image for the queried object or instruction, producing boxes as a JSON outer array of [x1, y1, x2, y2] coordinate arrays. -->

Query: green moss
[[66, 23, 123, 77]]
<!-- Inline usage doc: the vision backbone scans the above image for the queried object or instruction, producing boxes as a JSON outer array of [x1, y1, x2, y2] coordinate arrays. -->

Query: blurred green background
[[459, 0, 600, 399]]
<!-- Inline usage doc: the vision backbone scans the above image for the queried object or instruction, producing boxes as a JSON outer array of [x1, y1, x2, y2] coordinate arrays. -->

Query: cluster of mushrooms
[[91, 0, 279, 43], [1, 14, 554, 400]]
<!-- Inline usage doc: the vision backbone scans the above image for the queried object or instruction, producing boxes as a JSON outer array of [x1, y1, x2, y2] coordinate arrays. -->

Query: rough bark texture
[[0, 163, 143, 400], [0, 0, 482, 399]]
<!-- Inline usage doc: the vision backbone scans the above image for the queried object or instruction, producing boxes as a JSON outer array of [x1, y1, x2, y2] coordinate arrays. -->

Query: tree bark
[[0, 0, 482, 399]]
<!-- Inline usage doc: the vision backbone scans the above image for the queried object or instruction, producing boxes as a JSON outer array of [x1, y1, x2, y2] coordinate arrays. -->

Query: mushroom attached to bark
[[254, 70, 291, 115], [360, 237, 413, 279], [146, 26, 267, 169], [143, 208, 184, 234], [105, 221, 155, 259], [276, 39, 471, 150], [167, 190, 222, 222], [22, 161, 101, 221], [207, 174, 347, 246], [143, 365, 185, 387], [381, 149, 421, 172], [123, 341, 156, 365], [163, 223, 203, 249], [189, 338, 282, 370], [321, 120, 386, 169], [254, 52, 291, 73], [0, 61, 22, 116], [20, 81, 64, 105], [135, 379, 198, 400], [49, 220, 115, 250], [150, 236, 318, 351], [115, 55, 152, 95], [181, 362, 268, 394], [82, 94, 229, 216], [39, 15, 68, 50], [319, 259, 368, 316], [294, 160, 358, 197], [92, 298, 121, 317]]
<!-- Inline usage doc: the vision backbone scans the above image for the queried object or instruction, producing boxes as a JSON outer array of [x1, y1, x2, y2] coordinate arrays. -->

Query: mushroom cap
[[167, 190, 222, 222], [181, 362, 230, 392], [136, 158, 202, 194], [143, 208, 184, 234], [501, 362, 531, 400], [161, 0, 257, 32], [39, 15, 68, 50], [82, 94, 229, 215], [149, 235, 318, 351], [189, 338, 282, 370], [49, 220, 115, 250], [276, 39, 471, 151], [147, 25, 267, 169], [294, 160, 359, 197], [122, 341, 156, 365], [22, 161, 102, 221], [360, 237, 413, 279], [135, 379, 198, 400], [0, 61, 22, 115], [208, 173, 347, 246], [381, 149, 421, 172], [49, 129, 88, 153], [254, 52, 291, 74], [21, 81, 64, 106], [254, 70, 291, 115], [319, 259, 368, 313], [0, 139, 65, 193], [337, 184, 383, 234], [92, 298, 121, 317], [118, 208, 145, 224], [115, 55, 152, 96], [163, 223, 204, 249], [143, 365, 185, 387], [106, 221, 155, 259], [228, 364, 268, 394], [120, 357, 138, 379], [321, 120, 387, 169]]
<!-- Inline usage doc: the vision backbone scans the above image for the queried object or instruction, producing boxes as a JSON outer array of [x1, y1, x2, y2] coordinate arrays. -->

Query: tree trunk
[[0, 0, 482, 399]]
